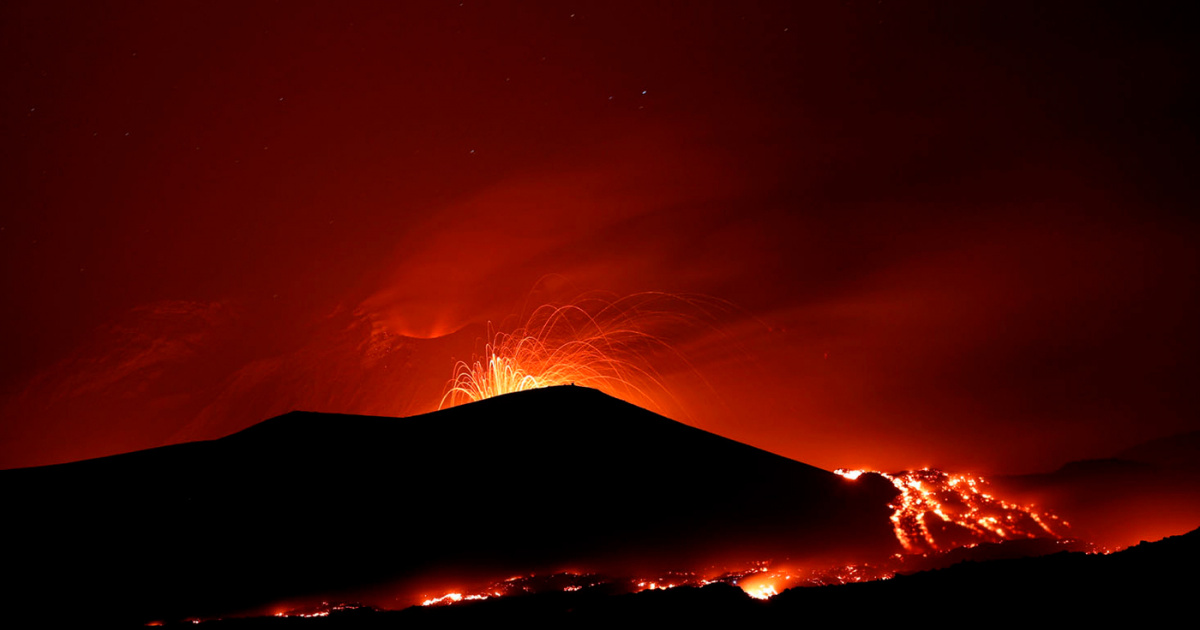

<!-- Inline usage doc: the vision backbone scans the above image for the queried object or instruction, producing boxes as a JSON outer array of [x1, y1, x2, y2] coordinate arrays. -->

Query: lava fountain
[[438, 293, 730, 412]]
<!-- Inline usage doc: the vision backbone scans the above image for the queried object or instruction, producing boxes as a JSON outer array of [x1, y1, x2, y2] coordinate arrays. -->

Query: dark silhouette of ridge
[[1115, 430, 1200, 470], [764, 526, 1200, 625], [2, 386, 899, 624], [993, 428, 1200, 549]]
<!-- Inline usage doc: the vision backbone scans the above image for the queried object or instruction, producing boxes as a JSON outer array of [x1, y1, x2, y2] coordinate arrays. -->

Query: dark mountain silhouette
[[2, 386, 899, 625], [1115, 430, 1200, 470], [994, 429, 1200, 549]]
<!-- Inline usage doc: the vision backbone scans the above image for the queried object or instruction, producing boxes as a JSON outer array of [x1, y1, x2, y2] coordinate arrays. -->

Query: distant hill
[[1115, 430, 1200, 470], [1, 386, 899, 625], [994, 429, 1200, 549]]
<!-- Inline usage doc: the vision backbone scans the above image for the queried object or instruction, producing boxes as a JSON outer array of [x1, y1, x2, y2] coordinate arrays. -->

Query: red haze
[[2, 0, 1198, 497]]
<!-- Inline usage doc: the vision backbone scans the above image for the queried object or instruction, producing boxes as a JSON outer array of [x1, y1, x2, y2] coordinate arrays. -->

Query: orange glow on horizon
[[737, 569, 783, 600]]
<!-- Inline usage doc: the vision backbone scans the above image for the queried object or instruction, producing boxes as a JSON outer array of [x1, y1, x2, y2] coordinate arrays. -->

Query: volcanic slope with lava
[[3, 386, 901, 624], [282, 527, 1200, 627]]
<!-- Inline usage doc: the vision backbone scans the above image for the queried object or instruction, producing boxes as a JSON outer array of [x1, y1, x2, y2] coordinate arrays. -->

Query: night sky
[[2, 1, 1197, 474]]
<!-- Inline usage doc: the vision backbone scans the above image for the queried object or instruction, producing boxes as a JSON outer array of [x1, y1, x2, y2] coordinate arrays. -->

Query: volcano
[[3, 386, 900, 624]]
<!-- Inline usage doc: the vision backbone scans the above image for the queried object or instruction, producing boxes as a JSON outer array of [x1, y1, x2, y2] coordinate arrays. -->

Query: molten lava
[[270, 602, 371, 619], [835, 468, 1069, 553], [410, 467, 1078, 608], [413, 561, 899, 608]]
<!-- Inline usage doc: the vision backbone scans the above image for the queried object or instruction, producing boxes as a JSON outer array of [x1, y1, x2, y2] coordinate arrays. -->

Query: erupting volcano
[[5, 385, 1171, 627], [4, 0, 1198, 626], [4, 386, 901, 624], [439, 293, 720, 412]]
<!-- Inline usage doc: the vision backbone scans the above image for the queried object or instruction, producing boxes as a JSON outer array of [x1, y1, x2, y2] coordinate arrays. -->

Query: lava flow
[[412, 563, 887, 609], [419, 299, 1076, 608], [407, 468, 1077, 609], [835, 468, 1070, 553]]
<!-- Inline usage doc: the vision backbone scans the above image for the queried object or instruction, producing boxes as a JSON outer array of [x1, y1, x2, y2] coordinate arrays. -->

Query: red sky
[[2, 1, 1197, 474]]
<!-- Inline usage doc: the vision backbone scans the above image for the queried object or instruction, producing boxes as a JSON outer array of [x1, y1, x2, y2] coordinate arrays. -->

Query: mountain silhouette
[[3, 386, 899, 624], [994, 429, 1200, 549]]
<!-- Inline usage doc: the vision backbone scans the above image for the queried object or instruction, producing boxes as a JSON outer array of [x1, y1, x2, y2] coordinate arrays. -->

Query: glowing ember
[[420, 572, 608, 606], [439, 293, 726, 410], [412, 562, 897, 608], [271, 602, 371, 618], [420, 592, 490, 606], [835, 468, 1069, 553], [736, 568, 783, 600], [744, 584, 778, 600]]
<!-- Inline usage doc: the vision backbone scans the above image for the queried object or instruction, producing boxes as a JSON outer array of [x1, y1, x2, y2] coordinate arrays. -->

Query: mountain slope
[[2, 386, 898, 624]]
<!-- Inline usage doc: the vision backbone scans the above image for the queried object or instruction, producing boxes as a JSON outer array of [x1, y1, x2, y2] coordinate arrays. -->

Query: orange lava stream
[[413, 469, 1075, 607], [204, 463, 1093, 622], [835, 468, 1070, 553]]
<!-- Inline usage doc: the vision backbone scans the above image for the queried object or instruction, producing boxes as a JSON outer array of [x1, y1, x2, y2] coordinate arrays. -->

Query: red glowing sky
[[2, 1, 1197, 473]]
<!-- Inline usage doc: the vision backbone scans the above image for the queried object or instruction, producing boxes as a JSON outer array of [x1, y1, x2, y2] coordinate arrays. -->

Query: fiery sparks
[[835, 468, 1069, 553], [439, 293, 730, 411]]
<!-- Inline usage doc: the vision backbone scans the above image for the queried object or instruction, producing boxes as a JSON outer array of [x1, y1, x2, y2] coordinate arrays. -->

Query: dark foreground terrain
[[2, 386, 899, 625], [171, 526, 1200, 627], [6, 386, 1194, 626]]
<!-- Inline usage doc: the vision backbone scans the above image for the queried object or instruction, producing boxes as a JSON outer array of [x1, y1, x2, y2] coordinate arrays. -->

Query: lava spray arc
[[438, 293, 737, 413]]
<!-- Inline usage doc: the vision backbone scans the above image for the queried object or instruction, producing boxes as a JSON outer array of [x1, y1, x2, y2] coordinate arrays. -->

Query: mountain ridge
[[2, 386, 899, 624]]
